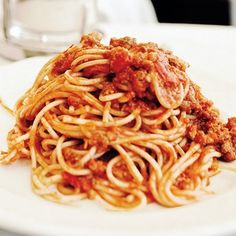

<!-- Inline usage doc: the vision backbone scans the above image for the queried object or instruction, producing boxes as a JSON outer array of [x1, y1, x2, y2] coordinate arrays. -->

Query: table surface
[[0, 23, 236, 236]]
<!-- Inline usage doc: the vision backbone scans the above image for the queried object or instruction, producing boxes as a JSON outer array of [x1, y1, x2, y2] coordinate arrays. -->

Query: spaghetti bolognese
[[0, 33, 235, 209]]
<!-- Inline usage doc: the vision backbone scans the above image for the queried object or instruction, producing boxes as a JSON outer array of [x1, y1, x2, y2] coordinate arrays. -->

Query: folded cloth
[[96, 0, 157, 23], [85, 0, 158, 32]]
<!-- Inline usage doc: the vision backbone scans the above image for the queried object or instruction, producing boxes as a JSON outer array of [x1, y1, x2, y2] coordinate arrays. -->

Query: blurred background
[[2, 0, 235, 26], [2, 0, 235, 28], [0, 1, 236, 236], [152, 0, 233, 25], [0, 0, 235, 61]]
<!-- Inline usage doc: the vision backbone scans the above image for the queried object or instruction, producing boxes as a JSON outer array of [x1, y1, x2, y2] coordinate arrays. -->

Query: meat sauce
[[52, 33, 236, 175], [62, 172, 92, 193], [182, 82, 236, 162], [62, 158, 134, 193], [52, 51, 74, 75]]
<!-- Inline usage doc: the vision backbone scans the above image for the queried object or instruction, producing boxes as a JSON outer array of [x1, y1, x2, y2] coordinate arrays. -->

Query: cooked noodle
[[0, 33, 235, 210]]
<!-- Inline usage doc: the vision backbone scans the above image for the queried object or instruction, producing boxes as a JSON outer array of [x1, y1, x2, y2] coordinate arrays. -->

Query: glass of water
[[3, 0, 97, 55]]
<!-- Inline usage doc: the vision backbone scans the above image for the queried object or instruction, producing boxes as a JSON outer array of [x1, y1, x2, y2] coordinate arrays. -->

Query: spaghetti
[[0, 33, 235, 210]]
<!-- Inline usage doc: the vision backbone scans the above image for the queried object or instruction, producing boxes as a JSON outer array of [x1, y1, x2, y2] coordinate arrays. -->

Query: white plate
[[0, 26, 236, 236]]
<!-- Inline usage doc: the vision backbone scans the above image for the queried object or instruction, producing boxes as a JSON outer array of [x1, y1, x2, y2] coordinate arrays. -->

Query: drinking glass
[[3, 0, 97, 55]]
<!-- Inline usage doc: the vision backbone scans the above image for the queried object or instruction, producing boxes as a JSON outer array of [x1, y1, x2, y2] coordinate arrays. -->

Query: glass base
[[6, 24, 82, 54]]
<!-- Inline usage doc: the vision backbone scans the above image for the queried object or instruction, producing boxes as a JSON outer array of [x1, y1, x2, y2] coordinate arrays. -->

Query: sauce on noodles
[[0, 33, 235, 210]]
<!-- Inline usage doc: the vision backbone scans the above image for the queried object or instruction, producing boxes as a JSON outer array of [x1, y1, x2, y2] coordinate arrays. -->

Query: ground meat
[[131, 42, 159, 54], [80, 32, 102, 48], [62, 172, 92, 193], [67, 95, 86, 108], [85, 128, 118, 153], [52, 51, 74, 75], [208, 121, 236, 162], [86, 159, 107, 178], [110, 37, 137, 49], [131, 70, 149, 97], [110, 47, 131, 73], [113, 68, 153, 99], [168, 53, 189, 71], [53, 34, 235, 162], [100, 82, 118, 96], [113, 163, 133, 181], [62, 146, 85, 165], [174, 172, 192, 190], [108, 38, 188, 109], [183, 81, 236, 162], [113, 67, 133, 91], [86, 133, 110, 153], [226, 117, 236, 144], [121, 98, 156, 113]]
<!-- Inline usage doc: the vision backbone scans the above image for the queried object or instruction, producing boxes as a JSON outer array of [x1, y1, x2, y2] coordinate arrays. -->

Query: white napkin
[[85, 0, 158, 32], [95, 0, 157, 23]]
